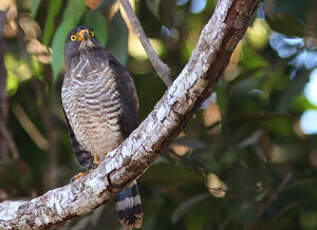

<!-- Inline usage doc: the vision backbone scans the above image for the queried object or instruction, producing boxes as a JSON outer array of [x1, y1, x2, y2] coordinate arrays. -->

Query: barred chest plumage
[[61, 54, 125, 159]]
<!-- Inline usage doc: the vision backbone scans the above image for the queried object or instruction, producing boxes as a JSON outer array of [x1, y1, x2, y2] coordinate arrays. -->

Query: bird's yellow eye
[[70, 35, 77, 41], [89, 31, 94, 37]]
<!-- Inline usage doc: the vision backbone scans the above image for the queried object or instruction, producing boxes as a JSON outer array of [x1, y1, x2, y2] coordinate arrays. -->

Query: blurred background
[[1, 0, 317, 229]]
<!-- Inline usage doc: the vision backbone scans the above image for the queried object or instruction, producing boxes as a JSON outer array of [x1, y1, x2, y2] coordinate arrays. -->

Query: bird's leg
[[72, 154, 100, 181], [71, 169, 92, 181], [93, 153, 100, 169]]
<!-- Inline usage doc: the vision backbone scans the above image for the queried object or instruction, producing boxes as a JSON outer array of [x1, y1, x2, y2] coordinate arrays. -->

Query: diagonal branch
[[0, 118, 19, 160], [120, 0, 172, 87], [0, 0, 261, 229], [0, 9, 9, 159]]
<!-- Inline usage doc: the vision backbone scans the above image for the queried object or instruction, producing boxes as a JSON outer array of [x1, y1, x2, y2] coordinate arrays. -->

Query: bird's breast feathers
[[62, 55, 125, 157]]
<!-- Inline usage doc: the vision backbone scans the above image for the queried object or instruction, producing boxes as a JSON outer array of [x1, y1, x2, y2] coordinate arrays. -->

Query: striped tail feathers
[[115, 180, 143, 230]]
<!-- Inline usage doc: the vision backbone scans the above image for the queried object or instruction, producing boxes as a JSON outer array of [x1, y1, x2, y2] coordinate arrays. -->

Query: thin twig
[[246, 172, 293, 230], [256, 171, 293, 218], [0, 118, 19, 160], [0, 9, 9, 159], [12, 103, 49, 151], [120, 0, 172, 87]]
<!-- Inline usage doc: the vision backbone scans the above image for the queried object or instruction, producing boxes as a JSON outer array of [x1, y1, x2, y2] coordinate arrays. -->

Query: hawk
[[61, 26, 143, 229]]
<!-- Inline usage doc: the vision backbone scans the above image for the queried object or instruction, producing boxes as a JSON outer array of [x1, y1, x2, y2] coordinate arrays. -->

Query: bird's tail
[[115, 180, 143, 230]]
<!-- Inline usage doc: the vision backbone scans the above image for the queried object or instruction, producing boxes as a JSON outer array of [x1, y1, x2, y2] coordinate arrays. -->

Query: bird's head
[[65, 26, 102, 59]]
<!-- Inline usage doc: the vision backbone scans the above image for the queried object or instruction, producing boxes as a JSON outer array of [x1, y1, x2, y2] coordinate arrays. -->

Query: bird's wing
[[62, 108, 93, 169], [107, 54, 139, 137]]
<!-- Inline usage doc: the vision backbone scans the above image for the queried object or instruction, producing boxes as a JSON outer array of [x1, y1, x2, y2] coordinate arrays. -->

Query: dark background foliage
[[1, 0, 317, 229]]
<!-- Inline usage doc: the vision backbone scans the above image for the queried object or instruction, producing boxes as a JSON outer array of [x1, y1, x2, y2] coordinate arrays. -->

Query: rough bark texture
[[0, 0, 261, 229]]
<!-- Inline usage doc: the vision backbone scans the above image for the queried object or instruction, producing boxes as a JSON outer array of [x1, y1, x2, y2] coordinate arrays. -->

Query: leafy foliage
[[51, 0, 87, 79], [1, 0, 317, 229]]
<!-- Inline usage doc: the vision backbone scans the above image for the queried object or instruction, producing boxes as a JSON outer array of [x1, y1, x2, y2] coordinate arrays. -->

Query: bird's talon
[[93, 154, 100, 169], [71, 170, 91, 182]]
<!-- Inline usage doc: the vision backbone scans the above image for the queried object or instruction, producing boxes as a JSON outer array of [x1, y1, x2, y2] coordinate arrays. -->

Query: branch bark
[[0, 0, 261, 229], [120, 0, 173, 87]]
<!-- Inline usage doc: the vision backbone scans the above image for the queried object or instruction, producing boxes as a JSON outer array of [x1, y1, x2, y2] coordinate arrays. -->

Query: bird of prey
[[61, 25, 143, 229]]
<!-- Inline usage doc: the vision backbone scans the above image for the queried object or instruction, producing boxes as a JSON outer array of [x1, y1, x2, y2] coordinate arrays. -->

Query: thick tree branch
[[0, 0, 261, 229]]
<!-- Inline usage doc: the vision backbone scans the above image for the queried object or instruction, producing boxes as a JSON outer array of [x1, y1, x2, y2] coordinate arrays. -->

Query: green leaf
[[85, 11, 108, 46], [51, 0, 87, 80], [31, 0, 41, 17], [293, 95, 317, 113], [240, 44, 268, 70], [185, 202, 209, 230], [106, 11, 128, 64], [266, 13, 305, 37], [276, 69, 310, 113], [140, 163, 204, 187], [171, 193, 209, 223], [265, 0, 311, 23], [51, 21, 71, 81], [229, 200, 258, 226], [263, 118, 293, 139], [300, 212, 317, 230], [42, 0, 63, 45]]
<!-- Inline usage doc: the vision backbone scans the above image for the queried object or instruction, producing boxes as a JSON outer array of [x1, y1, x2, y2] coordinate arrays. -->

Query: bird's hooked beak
[[77, 29, 96, 51], [78, 29, 90, 41]]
